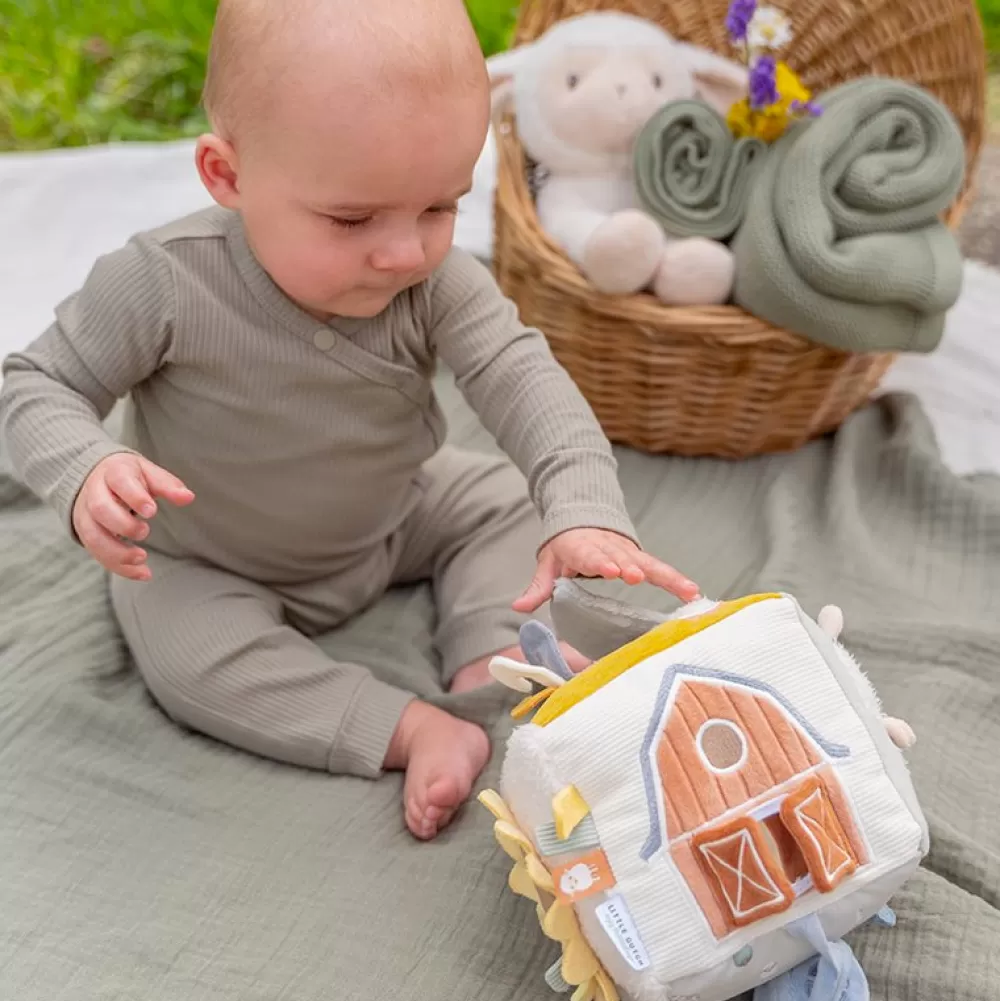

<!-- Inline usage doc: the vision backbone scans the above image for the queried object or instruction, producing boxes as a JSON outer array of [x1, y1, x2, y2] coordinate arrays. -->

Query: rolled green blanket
[[633, 99, 767, 241], [732, 77, 966, 354]]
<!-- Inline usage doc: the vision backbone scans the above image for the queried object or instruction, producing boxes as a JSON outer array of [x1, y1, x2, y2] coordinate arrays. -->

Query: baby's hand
[[514, 528, 700, 613], [72, 453, 194, 581]]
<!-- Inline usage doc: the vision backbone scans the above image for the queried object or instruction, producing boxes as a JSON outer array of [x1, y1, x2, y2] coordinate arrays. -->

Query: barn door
[[693, 817, 795, 929], [780, 777, 860, 893]]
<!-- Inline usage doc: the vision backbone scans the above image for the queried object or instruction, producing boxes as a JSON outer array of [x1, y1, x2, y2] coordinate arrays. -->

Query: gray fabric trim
[[550, 578, 669, 661], [544, 960, 571, 993], [639, 664, 850, 861]]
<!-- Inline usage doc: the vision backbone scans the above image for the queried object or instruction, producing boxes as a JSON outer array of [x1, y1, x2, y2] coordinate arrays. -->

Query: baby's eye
[[425, 204, 459, 217], [567, 73, 579, 89], [329, 215, 372, 230], [652, 73, 663, 89]]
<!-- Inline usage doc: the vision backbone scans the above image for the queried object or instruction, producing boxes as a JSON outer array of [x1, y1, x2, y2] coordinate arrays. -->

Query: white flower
[[746, 6, 793, 51]]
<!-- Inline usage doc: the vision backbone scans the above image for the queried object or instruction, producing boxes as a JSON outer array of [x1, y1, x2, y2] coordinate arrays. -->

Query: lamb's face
[[535, 42, 691, 156]]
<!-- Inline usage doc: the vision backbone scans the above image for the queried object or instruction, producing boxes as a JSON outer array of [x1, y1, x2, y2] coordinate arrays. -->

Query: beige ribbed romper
[[0, 207, 636, 778]]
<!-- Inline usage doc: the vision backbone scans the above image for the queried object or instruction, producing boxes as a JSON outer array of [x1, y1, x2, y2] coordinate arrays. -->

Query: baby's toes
[[405, 794, 436, 841]]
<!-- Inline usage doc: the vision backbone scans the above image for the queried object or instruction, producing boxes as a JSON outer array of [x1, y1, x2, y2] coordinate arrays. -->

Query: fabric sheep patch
[[553, 849, 617, 904]]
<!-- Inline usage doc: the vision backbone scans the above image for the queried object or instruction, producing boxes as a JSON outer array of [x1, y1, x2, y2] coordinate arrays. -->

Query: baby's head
[[197, 0, 489, 319]]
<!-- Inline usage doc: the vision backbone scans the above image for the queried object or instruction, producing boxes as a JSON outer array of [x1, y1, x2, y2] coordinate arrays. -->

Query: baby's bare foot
[[385, 701, 490, 840]]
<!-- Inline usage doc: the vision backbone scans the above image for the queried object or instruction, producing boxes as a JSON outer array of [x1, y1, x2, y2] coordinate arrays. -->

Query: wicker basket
[[493, 0, 986, 457]]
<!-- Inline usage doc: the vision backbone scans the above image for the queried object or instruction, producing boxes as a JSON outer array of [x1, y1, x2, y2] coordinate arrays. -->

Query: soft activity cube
[[480, 586, 926, 1001]]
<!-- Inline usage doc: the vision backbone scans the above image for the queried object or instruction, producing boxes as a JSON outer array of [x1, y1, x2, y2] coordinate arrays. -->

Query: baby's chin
[[324, 280, 425, 319]]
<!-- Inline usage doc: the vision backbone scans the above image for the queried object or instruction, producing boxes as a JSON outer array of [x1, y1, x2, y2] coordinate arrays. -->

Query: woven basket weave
[[493, 0, 986, 457]]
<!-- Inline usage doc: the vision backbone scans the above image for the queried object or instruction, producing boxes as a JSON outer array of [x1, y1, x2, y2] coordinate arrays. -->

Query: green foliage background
[[0, 0, 993, 151]]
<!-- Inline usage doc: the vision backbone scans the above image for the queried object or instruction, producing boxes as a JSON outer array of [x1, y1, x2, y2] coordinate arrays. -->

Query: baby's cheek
[[425, 216, 459, 270]]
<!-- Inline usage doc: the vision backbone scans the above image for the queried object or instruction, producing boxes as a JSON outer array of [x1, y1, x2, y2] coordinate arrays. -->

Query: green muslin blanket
[[633, 98, 767, 241], [731, 77, 966, 354]]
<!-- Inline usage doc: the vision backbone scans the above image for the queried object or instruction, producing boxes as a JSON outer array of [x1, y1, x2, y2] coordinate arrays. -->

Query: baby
[[0, 0, 698, 839]]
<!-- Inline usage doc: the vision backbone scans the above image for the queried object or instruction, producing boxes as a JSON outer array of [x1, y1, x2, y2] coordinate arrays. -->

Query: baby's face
[[236, 89, 489, 319]]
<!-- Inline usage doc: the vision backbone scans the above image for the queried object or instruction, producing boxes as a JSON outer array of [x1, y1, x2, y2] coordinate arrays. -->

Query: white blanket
[[1, 134, 997, 477]]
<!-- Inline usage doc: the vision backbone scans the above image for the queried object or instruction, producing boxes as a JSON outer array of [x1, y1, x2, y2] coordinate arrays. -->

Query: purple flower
[[725, 0, 757, 42], [790, 99, 823, 117], [748, 55, 778, 109]]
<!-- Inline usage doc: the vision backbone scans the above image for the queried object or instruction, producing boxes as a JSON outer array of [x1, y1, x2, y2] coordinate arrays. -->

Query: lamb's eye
[[567, 74, 579, 89], [652, 73, 663, 89]]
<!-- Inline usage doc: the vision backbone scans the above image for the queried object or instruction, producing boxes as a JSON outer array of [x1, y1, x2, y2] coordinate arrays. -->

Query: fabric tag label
[[552, 849, 615, 904], [596, 893, 650, 972]]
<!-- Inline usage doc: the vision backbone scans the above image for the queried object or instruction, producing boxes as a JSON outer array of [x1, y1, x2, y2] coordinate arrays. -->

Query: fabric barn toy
[[480, 583, 925, 1001]]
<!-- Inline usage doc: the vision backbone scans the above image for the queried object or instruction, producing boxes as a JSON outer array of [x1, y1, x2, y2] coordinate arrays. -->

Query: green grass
[[0, 0, 993, 151], [983, 0, 1000, 65], [0, 0, 215, 148], [0, 0, 517, 150]]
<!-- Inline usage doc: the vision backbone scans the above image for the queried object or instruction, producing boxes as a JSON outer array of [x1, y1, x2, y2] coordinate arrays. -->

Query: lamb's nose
[[616, 83, 627, 97]]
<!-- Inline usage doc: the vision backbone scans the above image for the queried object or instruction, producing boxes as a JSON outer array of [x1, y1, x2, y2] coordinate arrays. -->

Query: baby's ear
[[485, 44, 533, 114], [679, 44, 748, 115]]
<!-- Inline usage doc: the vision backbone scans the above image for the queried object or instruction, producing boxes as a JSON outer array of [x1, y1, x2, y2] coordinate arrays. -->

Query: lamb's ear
[[486, 44, 533, 114], [679, 44, 748, 115]]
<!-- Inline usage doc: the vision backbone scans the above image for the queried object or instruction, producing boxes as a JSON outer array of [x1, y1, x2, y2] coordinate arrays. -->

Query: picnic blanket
[[1, 369, 998, 1001]]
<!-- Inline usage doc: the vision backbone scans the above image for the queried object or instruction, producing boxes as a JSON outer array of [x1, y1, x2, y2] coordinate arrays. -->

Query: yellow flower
[[727, 62, 814, 143], [727, 98, 791, 143], [775, 61, 811, 106]]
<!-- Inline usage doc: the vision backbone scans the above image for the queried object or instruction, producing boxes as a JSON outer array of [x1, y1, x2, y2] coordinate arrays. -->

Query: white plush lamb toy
[[487, 12, 748, 305]]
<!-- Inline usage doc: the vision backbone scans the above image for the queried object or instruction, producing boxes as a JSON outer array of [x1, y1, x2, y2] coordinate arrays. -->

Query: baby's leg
[[392, 446, 543, 690], [110, 552, 415, 779], [390, 447, 586, 833]]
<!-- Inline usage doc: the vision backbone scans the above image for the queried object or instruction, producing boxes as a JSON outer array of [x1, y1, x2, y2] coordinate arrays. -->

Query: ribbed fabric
[[0, 206, 636, 778], [0, 206, 635, 574]]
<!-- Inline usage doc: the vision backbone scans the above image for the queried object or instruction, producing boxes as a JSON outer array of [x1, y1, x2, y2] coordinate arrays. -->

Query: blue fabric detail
[[752, 915, 870, 1001], [519, 620, 574, 681], [638, 664, 851, 860], [871, 905, 896, 928]]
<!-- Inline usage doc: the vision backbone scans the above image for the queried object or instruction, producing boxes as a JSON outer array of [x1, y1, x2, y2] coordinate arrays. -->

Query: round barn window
[[696, 719, 748, 774]]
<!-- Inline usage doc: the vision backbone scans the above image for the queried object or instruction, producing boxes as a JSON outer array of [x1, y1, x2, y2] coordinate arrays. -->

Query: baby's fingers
[[89, 483, 149, 541], [597, 540, 646, 585], [566, 543, 621, 580], [635, 551, 700, 601], [75, 511, 151, 582], [138, 457, 194, 507], [105, 463, 157, 519]]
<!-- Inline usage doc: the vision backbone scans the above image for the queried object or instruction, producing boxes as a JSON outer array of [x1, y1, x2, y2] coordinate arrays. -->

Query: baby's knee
[[109, 562, 278, 729], [110, 576, 207, 724]]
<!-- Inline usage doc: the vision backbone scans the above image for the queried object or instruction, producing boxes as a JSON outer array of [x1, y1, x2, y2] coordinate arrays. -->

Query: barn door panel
[[692, 817, 795, 929], [780, 777, 860, 893]]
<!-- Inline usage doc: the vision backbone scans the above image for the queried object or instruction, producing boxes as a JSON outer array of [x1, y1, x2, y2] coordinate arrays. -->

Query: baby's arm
[[0, 236, 189, 568], [428, 248, 636, 546], [427, 248, 699, 605]]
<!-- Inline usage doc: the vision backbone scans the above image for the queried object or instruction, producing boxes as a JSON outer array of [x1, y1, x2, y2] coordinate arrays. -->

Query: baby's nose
[[372, 235, 425, 273]]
